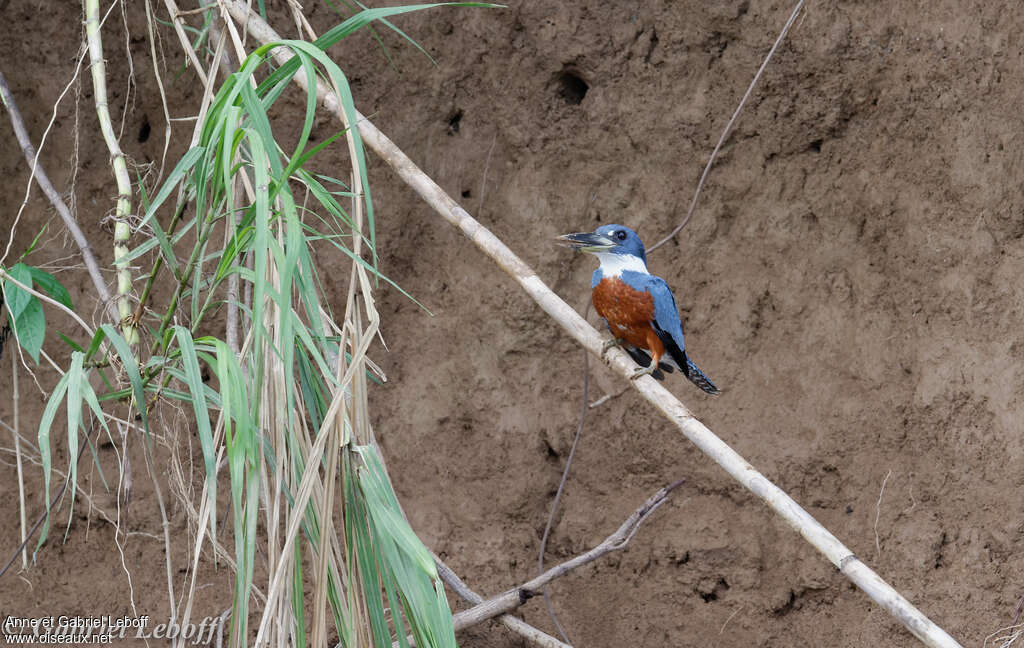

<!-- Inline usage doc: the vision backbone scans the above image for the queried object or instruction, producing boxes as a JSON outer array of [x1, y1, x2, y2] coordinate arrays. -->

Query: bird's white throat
[[595, 252, 649, 277]]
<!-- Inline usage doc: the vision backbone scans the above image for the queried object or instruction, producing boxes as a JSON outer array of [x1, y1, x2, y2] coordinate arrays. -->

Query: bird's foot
[[630, 364, 657, 380], [601, 338, 623, 355]]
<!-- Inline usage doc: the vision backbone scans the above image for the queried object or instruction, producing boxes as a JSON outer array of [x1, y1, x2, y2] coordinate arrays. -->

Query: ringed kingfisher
[[558, 224, 720, 395]]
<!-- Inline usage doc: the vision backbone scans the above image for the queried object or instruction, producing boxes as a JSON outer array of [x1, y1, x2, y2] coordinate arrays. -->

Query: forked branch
[[449, 479, 682, 632], [433, 556, 571, 648], [396, 482, 681, 647]]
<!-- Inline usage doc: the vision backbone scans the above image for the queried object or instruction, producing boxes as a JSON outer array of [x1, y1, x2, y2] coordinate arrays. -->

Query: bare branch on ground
[[449, 480, 682, 631], [432, 554, 571, 648], [394, 483, 682, 646]]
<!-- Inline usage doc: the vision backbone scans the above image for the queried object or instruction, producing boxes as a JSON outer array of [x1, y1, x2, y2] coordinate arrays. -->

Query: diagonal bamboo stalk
[[221, 4, 963, 647]]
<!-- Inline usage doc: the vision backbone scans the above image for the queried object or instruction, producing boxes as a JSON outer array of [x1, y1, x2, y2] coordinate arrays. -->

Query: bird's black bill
[[556, 231, 616, 252]]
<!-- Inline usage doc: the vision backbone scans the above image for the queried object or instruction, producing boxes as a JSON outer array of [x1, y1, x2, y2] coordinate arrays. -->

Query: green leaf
[[28, 267, 73, 309], [358, 448, 436, 577], [4, 262, 33, 320], [57, 332, 84, 353], [344, 463, 391, 648], [63, 352, 85, 537], [174, 326, 218, 545], [35, 369, 71, 555], [100, 324, 149, 435], [355, 445, 456, 647], [80, 374, 112, 493], [13, 296, 45, 364], [274, 39, 379, 269], [84, 327, 108, 362], [140, 146, 205, 226], [289, 130, 345, 179], [19, 226, 48, 259], [129, 146, 206, 272]]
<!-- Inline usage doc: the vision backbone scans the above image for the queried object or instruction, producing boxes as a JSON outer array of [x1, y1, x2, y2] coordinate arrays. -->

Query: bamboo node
[[839, 553, 859, 570]]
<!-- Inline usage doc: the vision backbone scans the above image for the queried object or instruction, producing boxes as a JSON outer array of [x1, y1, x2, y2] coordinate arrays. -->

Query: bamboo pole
[[84, 0, 137, 346], [220, 4, 963, 646]]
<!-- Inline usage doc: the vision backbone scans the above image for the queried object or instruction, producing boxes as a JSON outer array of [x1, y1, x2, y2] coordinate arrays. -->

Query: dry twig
[[430, 555, 571, 648], [394, 482, 682, 646], [450, 480, 682, 631], [648, 0, 806, 253], [875, 468, 893, 557], [0, 67, 117, 323]]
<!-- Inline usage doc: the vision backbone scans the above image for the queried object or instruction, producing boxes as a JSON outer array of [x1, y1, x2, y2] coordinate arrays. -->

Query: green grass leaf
[[355, 446, 456, 647], [100, 324, 149, 435], [140, 146, 206, 226], [63, 352, 85, 538], [173, 326, 218, 545], [35, 369, 71, 555], [57, 332, 84, 353]]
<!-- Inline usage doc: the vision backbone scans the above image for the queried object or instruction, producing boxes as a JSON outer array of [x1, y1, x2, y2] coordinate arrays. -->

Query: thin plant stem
[[140, 428, 178, 645], [143, 0, 173, 183], [162, 0, 210, 88], [537, 334, 589, 645], [0, 435, 90, 580], [648, 0, 805, 253], [206, 15, 243, 356], [11, 346, 27, 570]]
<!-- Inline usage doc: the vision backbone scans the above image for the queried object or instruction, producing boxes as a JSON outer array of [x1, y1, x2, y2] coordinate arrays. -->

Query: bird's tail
[[683, 354, 720, 395]]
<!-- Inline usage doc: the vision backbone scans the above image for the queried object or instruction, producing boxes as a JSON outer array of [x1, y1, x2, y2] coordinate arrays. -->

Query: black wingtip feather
[[683, 355, 720, 395], [650, 321, 721, 395]]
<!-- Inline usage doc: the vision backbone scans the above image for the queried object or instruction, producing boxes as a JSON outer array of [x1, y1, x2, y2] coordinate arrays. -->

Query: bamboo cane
[[84, 0, 137, 346]]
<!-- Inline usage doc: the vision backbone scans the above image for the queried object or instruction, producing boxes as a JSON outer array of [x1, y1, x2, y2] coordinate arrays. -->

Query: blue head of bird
[[558, 224, 649, 275]]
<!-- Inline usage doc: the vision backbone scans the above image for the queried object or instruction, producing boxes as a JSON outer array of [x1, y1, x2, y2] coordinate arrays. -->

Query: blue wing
[[621, 271, 720, 394], [620, 271, 686, 353]]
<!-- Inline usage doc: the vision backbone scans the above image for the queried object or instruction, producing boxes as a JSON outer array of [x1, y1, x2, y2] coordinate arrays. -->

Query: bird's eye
[[616, 230, 627, 241]]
